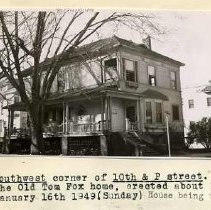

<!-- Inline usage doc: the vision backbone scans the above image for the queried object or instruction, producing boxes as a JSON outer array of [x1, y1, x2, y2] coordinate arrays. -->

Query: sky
[[2, 10, 210, 91], [151, 10, 211, 89], [99, 10, 211, 90]]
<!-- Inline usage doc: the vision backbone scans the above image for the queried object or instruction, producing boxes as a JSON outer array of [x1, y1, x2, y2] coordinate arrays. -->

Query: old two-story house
[[5, 36, 185, 156]]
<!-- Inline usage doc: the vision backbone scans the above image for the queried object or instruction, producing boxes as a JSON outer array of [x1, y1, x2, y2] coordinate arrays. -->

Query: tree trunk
[[29, 104, 45, 155]]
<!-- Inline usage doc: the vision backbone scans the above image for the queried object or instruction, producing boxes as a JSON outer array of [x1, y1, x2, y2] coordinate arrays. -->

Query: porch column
[[62, 102, 65, 133], [140, 98, 145, 132], [56, 109, 60, 122], [9, 110, 14, 132], [101, 96, 105, 131], [100, 135, 108, 155], [108, 96, 112, 131], [62, 136, 68, 155], [105, 95, 110, 131], [65, 103, 69, 134], [136, 97, 141, 131], [7, 109, 11, 134]]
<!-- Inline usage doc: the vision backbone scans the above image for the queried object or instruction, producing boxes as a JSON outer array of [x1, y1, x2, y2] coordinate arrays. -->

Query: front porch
[[3, 87, 182, 155]]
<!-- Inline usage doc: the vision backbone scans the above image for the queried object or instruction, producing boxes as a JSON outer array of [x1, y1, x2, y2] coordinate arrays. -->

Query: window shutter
[[134, 61, 138, 82]]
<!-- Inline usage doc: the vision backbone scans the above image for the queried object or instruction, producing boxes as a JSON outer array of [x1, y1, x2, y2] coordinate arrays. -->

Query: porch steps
[[137, 132, 168, 155], [121, 132, 165, 156]]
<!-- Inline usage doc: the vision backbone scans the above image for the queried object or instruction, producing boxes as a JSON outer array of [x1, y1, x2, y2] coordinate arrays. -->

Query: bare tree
[[0, 10, 162, 154]]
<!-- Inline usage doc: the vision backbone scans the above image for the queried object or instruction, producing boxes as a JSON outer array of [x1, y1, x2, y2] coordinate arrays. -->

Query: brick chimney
[[143, 35, 151, 50]]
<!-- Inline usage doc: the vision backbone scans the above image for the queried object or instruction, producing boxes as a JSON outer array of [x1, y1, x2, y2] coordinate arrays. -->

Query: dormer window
[[123, 58, 138, 82], [148, 66, 156, 86]]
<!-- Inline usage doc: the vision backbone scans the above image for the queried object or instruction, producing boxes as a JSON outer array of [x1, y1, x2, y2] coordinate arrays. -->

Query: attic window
[[123, 58, 138, 82], [104, 58, 117, 82]]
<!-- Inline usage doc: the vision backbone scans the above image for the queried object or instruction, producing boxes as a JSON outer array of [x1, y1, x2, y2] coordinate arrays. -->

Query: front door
[[126, 106, 136, 131], [126, 106, 136, 122]]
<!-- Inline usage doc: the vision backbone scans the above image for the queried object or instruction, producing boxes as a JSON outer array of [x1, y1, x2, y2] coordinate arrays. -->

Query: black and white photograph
[[0, 9, 210, 157]]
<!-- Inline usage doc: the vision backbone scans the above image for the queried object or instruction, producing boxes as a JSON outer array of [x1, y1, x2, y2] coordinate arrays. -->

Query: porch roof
[[4, 87, 169, 111], [3, 102, 26, 111], [141, 89, 168, 101], [3, 85, 143, 111]]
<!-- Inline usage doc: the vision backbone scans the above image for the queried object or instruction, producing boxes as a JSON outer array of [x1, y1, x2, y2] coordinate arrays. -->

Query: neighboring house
[[0, 97, 5, 140], [183, 81, 211, 136], [0, 78, 27, 140], [5, 36, 185, 156]]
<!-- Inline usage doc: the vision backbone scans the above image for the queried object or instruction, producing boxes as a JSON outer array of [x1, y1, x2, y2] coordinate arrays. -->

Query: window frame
[[145, 101, 153, 123], [148, 66, 156, 86], [104, 58, 118, 82], [123, 58, 138, 82], [170, 71, 177, 89], [188, 99, 194, 109], [207, 97, 211, 106], [172, 104, 180, 121], [155, 102, 163, 123]]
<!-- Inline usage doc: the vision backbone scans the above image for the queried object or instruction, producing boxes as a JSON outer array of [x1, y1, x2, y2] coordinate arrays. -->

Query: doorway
[[126, 106, 136, 122]]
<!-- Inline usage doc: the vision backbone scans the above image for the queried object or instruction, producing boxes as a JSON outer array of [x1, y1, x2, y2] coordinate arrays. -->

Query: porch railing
[[63, 121, 110, 134], [3, 120, 110, 139], [5, 128, 31, 138], [126, 121, 139, 131], [44, 120, 111, 136]]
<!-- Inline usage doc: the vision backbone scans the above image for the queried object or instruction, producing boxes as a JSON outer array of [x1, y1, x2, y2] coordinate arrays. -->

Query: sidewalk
[[173, 149, 211, 157]]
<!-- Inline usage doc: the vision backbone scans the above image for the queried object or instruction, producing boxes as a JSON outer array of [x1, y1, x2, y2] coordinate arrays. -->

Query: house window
[[155, 102, 162, 123], [170, 71, 177, 89], [57, 70, 65, 92], [148, 66, 156, 86], [188, 99, 194, 109], [207, 97, 211, 106], [146, 102, 152, 123], [172, 105, 179, 121], [104, 58, 117, 82], [123, 59, 137, 82]]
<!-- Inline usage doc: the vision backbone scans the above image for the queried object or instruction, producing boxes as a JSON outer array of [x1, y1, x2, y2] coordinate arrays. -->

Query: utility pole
[[165, 112, 171, 157]]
